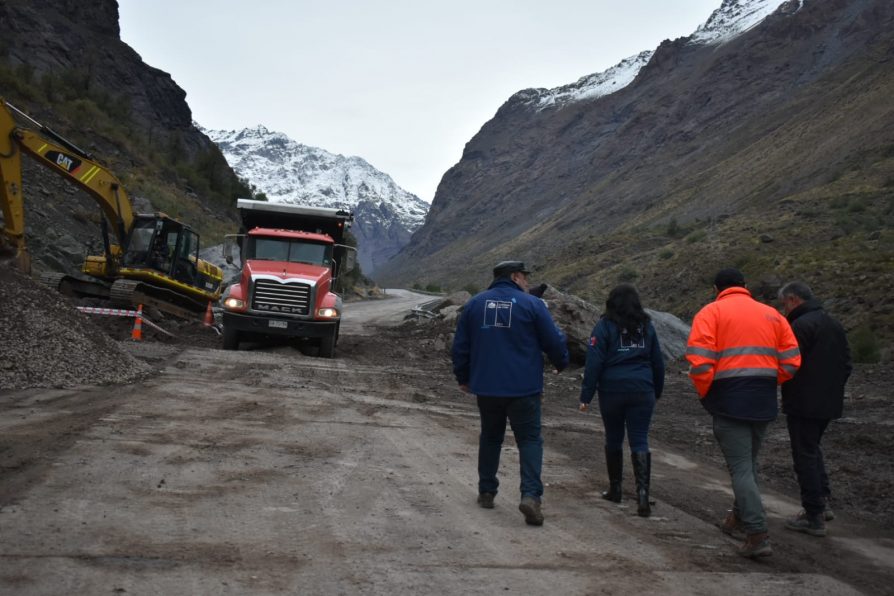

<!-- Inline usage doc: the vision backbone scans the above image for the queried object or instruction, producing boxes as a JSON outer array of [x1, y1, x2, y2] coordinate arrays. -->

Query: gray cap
[[493, 260, 530, 278]]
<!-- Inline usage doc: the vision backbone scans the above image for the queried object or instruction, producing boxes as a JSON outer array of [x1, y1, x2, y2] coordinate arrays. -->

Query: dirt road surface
[[2, 290, 892, 595]]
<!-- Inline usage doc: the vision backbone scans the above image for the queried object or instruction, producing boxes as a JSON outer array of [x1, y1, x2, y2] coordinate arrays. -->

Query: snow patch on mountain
[[534, 51, 655, 110], [691, 0, 793, 44], [524, 0, 789, 111], [205, 125, 428, 231]]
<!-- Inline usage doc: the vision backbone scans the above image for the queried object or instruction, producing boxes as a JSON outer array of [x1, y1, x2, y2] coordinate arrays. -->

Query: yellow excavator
[[0, 98, 223, 317]]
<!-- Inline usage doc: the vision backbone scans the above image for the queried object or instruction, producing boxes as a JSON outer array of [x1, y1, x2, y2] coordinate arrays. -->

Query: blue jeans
[[477, 395, 543, 500], [598, 391, 655, 453], [713, 415, 770, 534]]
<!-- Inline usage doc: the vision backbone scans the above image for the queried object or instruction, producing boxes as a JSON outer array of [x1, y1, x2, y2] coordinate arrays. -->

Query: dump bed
[[236, 199, 352, 244]]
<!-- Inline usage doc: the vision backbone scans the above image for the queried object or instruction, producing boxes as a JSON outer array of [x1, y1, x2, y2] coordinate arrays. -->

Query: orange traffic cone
[[131, 304, 143, 341], [203, 301, 214, 327]]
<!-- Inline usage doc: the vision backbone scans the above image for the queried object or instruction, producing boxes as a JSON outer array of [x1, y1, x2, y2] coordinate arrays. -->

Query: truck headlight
[[224, 297, 245, 310], [317, 307, 339, 318]]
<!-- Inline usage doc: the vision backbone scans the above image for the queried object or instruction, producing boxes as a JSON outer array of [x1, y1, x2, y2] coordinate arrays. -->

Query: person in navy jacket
[[579, 284, 665, 517], [452, 261, 569, 526]]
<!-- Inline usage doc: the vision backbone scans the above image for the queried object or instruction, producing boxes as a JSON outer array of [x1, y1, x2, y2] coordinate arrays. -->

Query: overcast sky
[[118, 1, 720, 203]]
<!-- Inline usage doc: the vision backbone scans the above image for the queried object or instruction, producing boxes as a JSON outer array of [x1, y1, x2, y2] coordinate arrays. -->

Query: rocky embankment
[[0, 266, 151, 390]]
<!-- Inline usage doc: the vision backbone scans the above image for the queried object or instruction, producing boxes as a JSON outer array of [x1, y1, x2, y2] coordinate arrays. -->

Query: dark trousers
[[477, 395, 543, 500], [598, 391, 656, 453], [786, 414, 831, 517]]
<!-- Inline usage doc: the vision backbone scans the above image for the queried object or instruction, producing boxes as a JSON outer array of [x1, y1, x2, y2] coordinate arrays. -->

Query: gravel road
[[1, 291, 891, 595]]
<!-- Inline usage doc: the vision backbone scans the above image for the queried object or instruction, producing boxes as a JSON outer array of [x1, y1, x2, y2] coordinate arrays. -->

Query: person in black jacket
[[579, 284, 665, 517], [779, 281, 852, 537]]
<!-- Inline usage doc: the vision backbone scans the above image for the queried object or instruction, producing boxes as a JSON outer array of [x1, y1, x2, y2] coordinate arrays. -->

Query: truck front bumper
[[223, 311, 338, 338]]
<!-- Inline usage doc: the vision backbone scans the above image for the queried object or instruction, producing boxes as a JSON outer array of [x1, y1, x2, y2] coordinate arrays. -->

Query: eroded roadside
[[0, 293, 891, 594]]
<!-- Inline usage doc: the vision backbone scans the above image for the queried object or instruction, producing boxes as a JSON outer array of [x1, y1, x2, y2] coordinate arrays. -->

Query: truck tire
[[318, 327, 337, 358], [223, 325, 240, 350]]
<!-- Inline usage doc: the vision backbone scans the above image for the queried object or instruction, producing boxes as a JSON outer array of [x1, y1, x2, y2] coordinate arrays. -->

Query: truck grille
[[251, 279, 312, 316]]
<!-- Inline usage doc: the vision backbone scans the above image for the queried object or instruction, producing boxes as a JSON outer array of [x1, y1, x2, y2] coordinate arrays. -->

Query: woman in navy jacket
[[579, 284, 665, 517]]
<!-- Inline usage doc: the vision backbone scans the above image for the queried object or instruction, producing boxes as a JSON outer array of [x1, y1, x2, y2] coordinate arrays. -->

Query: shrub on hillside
[[850, 325, 881, 364]]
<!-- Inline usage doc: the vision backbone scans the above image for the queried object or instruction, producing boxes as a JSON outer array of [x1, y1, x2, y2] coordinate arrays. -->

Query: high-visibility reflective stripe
[[689, 364, 713, 375], [714, 367, 778, 379], [80, 165, 100, 184], [686, 346, 720, 359], [719, 346, 778, 357], [687, 345, 800, 360], [781, 364, 799, 375]]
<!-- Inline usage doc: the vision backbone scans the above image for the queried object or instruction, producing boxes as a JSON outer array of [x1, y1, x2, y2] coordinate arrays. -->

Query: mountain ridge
[[205, 125, 429, 274], [378, 0, 894, 356]]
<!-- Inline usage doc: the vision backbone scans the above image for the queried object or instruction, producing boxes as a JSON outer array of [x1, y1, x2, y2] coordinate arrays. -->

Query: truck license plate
[[268, 320, 288, 329]]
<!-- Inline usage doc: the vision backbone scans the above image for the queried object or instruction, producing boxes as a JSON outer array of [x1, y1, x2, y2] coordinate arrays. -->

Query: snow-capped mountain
[[691, 0, 801, 44], [204, 125, 429, 275], [525, 0, 792, 110], [533, 50, 655, 110]]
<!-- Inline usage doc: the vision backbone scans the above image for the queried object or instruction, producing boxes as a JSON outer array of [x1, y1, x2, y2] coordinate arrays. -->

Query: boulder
[[439, 304, 463, 325], [541, 286, 600, 364], [433, 291, 471, 312], [644, 308, 691, 362], [542, 286, 690, 364]]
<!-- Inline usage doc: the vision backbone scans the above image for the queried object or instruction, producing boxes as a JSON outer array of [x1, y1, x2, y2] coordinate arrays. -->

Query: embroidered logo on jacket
[[483, 300, 513, 328]]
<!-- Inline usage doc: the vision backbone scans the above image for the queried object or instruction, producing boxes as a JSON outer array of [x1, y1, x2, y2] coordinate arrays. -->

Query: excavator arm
[[0, 99, 133, 273], [0, 98, 223, 316]]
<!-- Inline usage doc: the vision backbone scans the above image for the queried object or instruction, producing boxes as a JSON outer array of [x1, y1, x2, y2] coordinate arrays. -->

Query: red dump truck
[[221, 199, 356, 357]]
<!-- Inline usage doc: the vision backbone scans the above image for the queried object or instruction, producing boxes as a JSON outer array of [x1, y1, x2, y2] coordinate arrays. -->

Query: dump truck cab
[[221, 200, 355, 357]]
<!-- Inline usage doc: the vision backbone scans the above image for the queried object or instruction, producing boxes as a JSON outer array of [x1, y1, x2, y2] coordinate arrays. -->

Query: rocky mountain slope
[[205, 126, 429, 274], [0, 0, 248, 276], [378, 0, 894, 358]]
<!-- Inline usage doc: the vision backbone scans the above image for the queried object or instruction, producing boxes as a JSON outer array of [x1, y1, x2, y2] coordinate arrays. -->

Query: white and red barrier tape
[[76, 306, 139, 317], [75, 306, 177, 338]]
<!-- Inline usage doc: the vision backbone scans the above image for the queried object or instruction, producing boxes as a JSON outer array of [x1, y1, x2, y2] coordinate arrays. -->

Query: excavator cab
[[122, 215, 200, 286]]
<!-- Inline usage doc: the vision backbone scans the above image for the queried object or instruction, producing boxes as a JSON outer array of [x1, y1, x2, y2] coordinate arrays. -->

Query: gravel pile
[[0, 265, 152, 390]]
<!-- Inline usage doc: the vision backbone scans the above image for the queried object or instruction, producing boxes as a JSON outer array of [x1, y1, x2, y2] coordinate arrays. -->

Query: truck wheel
[[318, 328, 337, 358], [223, 325, 240, 350]]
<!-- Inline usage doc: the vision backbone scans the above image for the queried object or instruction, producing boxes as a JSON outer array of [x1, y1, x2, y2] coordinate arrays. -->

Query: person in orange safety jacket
[[686, 268, 801, 560], [687, 274, 802, 421]]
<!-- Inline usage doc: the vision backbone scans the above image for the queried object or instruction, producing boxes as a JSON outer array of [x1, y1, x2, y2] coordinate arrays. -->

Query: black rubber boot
[[631, 451, 651, 517], [602, 448, 623, 502]]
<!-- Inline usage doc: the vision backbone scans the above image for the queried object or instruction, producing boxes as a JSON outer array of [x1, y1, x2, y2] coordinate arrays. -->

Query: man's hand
[[459, 384, 470, 393], [579, 402, 589, 413]]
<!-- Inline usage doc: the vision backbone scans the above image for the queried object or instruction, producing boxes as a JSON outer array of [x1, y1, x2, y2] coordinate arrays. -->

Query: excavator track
[[38, 271, 111, 299], [110, 279, 205, 320]]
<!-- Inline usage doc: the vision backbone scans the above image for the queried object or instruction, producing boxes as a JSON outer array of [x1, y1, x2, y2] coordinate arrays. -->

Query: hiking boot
[[477, 492, 495, 509], [785, 511, 827, 537], [720, 509, 744, 537], [737, 532, 773, 559], [823, 498, 835, 521], [798, 504, 835, 522], [518, 496, 544, 526]]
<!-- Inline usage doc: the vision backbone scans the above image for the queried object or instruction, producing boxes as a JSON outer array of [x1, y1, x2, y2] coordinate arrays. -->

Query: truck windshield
[[247, 237, 332, 266]]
